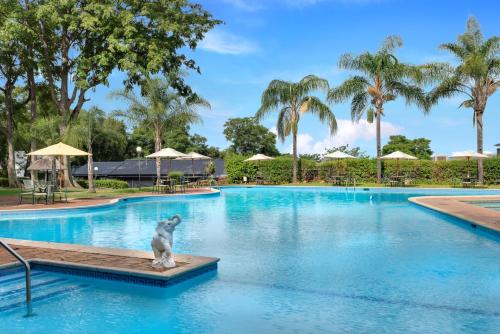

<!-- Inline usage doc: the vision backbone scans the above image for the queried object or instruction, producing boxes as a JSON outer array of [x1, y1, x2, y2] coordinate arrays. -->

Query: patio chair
[[52, 185, 68, 202], [19, 179, 35, 204]]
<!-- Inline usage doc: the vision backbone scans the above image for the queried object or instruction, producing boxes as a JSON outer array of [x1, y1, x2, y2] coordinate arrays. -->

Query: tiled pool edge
[[0, 238, 219, 288], [409, 195, 500, 233], [0, 188, 220, 214]]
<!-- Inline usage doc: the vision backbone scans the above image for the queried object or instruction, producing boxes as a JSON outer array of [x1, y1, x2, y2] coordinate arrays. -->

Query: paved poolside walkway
[[409, 195, 500, 233], [0, 188, 214, 211], [0, 238, 218, 284]]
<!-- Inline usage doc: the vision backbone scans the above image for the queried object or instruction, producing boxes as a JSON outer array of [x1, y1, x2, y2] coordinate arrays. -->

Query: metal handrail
[[0, 241, 32, 315]]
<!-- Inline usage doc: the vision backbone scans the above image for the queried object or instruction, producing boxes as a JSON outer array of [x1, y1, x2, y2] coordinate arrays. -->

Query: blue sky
[[89, 0, 500, 156]]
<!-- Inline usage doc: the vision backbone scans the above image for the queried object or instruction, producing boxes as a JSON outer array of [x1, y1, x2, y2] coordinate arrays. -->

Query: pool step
[[0, 270, 88, 313]]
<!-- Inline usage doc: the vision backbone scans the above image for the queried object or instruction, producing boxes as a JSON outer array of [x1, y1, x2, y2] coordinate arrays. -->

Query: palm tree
[[112, 77, 210, 183], [328, 36, 427, 183], [65, 107, 104, 193], [427, 17, 500, 184], [255, 75, 336, 183]]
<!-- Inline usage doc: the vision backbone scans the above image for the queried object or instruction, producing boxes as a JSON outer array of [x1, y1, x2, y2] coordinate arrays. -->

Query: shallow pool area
[[1, 187, 500, 333]]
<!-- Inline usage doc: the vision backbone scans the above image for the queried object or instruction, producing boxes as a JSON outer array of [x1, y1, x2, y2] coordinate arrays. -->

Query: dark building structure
[[73, 158, 225, 187]]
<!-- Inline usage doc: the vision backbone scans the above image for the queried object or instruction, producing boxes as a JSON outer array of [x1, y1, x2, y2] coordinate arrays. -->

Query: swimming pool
[[1, 187, 500, 333]]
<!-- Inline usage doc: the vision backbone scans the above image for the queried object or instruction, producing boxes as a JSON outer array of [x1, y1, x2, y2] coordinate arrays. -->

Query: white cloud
[[290, 119, 402, 154], [199, 30, 259, 55], [269, 126, 278, 135]]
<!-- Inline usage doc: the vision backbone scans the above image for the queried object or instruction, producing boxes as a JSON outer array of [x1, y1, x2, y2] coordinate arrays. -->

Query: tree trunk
[[292, 130, 298, 183], [376, 107, 382, 183], [5, 84, 18, 188], [476, 110, 484, 184], [27, 63, 38, 183], [155, 126, 162, 185], [87, 145, 95, 193]]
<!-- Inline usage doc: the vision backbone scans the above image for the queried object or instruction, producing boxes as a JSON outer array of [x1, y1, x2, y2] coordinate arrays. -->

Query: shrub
[[224, 153, 257, 183], [259, 157, 294, 184], [168, 171, 184, 182], [223, 154, 500, 185], [0, 177, 9, 187]]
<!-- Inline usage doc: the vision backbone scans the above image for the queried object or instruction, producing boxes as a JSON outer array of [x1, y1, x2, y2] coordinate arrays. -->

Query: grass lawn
[[0, 187, 154, 199]]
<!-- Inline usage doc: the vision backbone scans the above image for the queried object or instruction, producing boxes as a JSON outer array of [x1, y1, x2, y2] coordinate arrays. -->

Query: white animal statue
[[151, 215, 181, 269]]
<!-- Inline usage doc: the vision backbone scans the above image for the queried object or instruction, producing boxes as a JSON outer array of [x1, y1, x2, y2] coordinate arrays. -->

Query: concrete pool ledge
[[0, 187, 220, 213], [0, 238, 219, 287], [409, 195, 500, 233]]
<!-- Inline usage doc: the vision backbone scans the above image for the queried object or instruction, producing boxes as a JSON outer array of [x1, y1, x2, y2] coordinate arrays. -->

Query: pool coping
[[0, 238, 219, 287], [409, 195, 500, 233], [0, 188, 220, 214]]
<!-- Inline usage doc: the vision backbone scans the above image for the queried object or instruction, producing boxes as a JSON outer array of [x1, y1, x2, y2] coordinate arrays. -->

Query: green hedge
[[224, 154, 500, 185], [0, 177, 8, 187], [77, 178, 129, 189]]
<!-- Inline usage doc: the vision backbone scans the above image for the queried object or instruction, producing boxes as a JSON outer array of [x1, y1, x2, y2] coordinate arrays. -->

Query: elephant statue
[[151, 215, 181, 269]]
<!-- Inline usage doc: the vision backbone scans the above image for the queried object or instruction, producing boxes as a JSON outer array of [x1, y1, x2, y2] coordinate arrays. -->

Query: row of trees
[[255, 17, 499, 183], [0, 0, 220, 187]]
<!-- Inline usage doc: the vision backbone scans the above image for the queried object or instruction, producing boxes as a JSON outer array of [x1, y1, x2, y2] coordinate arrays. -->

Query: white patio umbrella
[[176, 151, 211, 177], [146, 148, 188, 177], [244, 154, 275, 162], [381, 151, 417, 175], [323, 151, 357, 159], [450, 151, 489, 178]]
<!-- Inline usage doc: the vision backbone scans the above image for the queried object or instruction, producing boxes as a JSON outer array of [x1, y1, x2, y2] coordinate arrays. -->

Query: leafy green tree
[[18, 0, 219, 186], [427, 17, 500, 183], [223, 117, 280, 157], [382, 135, 433, 160], [0, 2, 25, 187], [255, 75, 336, 182], [328, 36, 427, 183], [112, 77, 210, 182]]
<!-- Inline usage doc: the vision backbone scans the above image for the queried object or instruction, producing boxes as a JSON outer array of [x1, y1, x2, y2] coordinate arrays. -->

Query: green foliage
[[223, 117, 279, 156], [224, 153, 257, 183], [205, 160, 216, 176], [225, 155, 500, 185], [168, 171, 184, 182], [319, 159, 378, 182], [78, 178, 128, 189], [0, 177, 9, 187], [382, 135, 433, 160], [258, 157, 294, 184]]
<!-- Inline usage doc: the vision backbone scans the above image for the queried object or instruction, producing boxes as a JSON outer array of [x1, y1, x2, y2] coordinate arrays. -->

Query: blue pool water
[[1, 186, 500, 333]]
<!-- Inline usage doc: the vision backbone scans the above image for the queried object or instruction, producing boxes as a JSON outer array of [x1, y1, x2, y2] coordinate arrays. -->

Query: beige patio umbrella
[[176, 152, 211, 177], [244, 154, 275, 162], [27, 142, 90, 157], [381, 151, 417, 176], [28, 142, 90, 187], [450, 151, 489, 178], [146, 148, 188, 177]]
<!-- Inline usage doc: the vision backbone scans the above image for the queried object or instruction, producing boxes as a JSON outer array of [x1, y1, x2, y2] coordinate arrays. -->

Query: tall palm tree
[[112, 77, 210, 183], [256, 75, 336, 183], [328, 36, 427, 183], [427, 17, 500, 184]]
